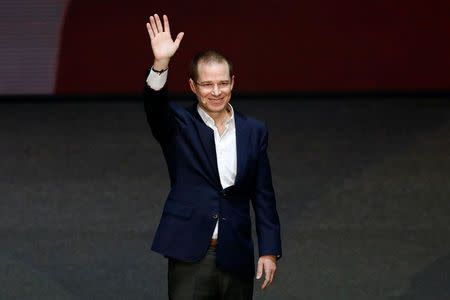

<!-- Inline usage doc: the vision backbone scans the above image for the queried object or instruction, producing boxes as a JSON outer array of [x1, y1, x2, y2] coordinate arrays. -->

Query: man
[[144, 14, 282, 299]]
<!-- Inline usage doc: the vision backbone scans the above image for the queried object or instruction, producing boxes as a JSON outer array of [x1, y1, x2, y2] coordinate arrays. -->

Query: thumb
[[174, 32, 184, 48], [256, 259, 263, 279]]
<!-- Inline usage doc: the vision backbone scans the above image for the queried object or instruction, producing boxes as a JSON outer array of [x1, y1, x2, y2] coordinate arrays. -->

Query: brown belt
[[209, 239, 218, 246]]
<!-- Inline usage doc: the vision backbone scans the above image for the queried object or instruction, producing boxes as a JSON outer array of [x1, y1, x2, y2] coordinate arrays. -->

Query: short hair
[[189, 50, 233, 82]]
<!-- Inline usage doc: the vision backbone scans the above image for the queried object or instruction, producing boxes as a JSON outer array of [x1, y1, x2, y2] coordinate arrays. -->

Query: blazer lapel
[[234, 111, 249, 186], [188, 104, 222, 189]]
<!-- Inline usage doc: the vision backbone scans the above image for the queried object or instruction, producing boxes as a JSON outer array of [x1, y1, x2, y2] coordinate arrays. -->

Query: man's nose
[[211, 84, 221, 95]]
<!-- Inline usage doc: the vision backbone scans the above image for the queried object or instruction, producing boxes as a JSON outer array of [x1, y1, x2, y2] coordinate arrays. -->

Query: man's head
[[189, 50, 234, 115]]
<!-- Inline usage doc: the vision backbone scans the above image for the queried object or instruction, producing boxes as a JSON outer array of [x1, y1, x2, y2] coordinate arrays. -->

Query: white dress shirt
[[147, 68, 237, 240]]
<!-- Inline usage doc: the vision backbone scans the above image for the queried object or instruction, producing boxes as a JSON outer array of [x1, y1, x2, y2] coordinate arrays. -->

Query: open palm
[[146, 14, 184, 61]]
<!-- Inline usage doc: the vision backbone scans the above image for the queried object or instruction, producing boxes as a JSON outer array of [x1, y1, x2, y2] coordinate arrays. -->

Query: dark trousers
[[168, 246, 254, 300]]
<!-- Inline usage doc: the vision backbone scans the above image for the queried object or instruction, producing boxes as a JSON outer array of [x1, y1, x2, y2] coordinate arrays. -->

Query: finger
[[174, 32, 184, 48], [163, 14, 170, 33], [146, 23, 155, 39], [261, 274, 270, 290], [149, 16, 158, 35], [154, 14, 164, 33], [256, 260, 263, 279], [267, 270, 275, 288], [262, 266, 275, 290]]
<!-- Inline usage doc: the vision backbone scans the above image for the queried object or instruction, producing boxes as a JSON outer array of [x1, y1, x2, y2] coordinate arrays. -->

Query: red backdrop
[[55, 0, 450, 94]]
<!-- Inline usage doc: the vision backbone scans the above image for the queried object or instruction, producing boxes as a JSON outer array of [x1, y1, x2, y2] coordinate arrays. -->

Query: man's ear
[[230, 75, 235, 91], [189, 78, 197, 95]]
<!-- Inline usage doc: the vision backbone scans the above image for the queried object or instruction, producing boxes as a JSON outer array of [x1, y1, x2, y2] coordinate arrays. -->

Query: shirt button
[[212, 214, 218, 219]]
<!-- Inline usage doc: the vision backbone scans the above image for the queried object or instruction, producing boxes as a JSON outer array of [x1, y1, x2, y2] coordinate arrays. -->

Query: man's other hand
[[256, 255, 277, 290]]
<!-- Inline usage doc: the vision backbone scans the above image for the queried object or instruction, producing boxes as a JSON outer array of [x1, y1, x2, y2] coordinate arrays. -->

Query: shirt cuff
[[146, 67, 168, 91]]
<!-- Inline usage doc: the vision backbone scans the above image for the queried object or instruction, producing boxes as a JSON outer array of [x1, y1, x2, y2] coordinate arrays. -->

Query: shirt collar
[[197, 103, 234, 128]]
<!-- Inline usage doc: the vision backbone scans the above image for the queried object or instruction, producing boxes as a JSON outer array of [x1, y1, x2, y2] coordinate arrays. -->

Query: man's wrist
[[151, 66, 168, 74], [260, 255, 277, 262], [153, 59, 170, 71]]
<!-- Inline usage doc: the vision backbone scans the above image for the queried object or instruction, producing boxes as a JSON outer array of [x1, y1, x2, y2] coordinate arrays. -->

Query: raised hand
[[146, 14, 184, 70]]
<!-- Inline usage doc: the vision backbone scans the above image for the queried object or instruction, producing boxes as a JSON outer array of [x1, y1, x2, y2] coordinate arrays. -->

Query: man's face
[[189, 61, 234, 115]]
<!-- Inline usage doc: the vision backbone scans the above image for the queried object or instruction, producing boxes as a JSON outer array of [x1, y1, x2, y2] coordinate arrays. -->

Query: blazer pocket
[[163, 201, 193, 219]]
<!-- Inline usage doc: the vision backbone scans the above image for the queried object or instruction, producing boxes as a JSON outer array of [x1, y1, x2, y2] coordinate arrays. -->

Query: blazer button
[[212, 214, 218, 219]]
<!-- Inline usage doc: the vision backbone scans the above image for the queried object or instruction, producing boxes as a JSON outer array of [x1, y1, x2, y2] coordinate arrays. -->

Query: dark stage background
[[2, 0, 450, 95], [55, 0, 450, 94]]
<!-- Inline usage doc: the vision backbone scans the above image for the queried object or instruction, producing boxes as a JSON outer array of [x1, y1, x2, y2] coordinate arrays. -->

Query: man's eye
[[204, 84, 214, 88]]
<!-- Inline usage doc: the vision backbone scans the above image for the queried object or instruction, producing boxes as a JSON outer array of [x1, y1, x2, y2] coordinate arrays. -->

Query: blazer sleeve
[[251, 125, 282, 259], [143, 69, 177, 144]]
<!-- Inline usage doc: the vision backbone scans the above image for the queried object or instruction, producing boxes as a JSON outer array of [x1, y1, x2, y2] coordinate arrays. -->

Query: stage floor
[[1, 97, 449, 299]]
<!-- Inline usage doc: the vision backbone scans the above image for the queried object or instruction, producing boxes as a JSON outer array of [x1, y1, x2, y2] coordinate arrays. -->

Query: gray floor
[[0, 98, 449, 299]]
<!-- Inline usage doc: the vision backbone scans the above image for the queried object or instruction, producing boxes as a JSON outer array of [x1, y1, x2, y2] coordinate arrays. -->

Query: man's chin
[[206, 101, 226, 111]]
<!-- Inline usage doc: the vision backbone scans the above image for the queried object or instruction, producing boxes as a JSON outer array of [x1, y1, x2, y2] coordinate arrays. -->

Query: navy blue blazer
[[144, 77, 282, 278]]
